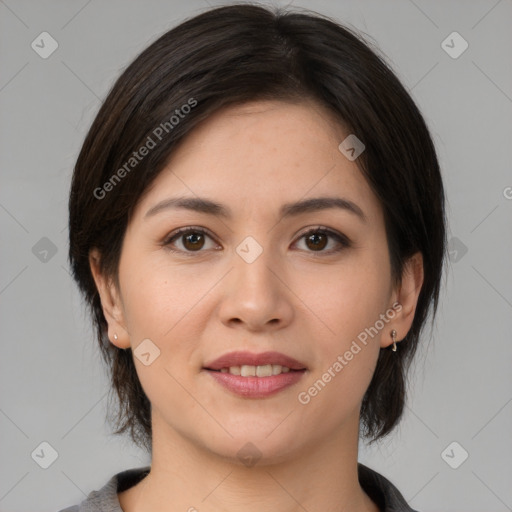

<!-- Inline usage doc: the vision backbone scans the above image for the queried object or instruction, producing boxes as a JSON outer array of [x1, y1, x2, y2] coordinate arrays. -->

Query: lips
[[203, 351, 307, 371], [203, 351, 308, 398]]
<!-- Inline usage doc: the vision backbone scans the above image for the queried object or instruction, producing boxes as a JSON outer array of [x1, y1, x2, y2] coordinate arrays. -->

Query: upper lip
[[204, 351, 307, 371]]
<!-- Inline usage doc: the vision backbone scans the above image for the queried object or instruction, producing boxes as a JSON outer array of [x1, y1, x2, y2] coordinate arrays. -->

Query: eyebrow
[[144, 196, 367, 223]]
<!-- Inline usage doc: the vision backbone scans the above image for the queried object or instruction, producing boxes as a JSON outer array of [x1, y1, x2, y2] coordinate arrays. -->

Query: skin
[[90, 99, 424, 512]]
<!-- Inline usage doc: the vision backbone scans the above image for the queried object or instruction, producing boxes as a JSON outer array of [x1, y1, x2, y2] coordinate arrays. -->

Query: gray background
[[1, 0, 511, 510]]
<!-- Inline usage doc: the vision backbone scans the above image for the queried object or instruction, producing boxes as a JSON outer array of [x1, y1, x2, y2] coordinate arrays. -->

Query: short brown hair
[[68, 3, 447, 452]]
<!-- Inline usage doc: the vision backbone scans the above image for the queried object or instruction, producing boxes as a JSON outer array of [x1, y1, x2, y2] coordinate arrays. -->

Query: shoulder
[[358, 462, 420, 512], [56, 466, 151, 512]]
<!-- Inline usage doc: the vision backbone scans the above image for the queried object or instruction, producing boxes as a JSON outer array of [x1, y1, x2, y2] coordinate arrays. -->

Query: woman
[[61, 3, 447, 511]]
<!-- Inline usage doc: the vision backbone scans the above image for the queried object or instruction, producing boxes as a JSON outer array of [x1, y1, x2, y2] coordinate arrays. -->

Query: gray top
[[58, 463, 418, 512]]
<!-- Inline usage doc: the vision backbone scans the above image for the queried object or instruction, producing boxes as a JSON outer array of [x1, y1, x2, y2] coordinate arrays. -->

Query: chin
[[200, 429, 303, 467]]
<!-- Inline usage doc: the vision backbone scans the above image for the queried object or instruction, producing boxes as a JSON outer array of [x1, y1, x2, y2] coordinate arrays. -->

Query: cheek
[[119, 253, 207, 339], [295, 256, 388, 409], [296, 348, 378, 442], [296, 281, 385, 427], [300, 255, 390, 338], [117, 257, 206, 408]]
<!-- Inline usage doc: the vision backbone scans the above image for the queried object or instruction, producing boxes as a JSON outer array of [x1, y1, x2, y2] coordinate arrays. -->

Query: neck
[[118, 409, 380, 512]]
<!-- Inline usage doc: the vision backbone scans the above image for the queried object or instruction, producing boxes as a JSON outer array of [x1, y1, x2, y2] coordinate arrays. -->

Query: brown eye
[[305, 232, 328, 251], [164, 227, 218, 254], [182, 231, 205, 251], [295, 227, 351, 254]]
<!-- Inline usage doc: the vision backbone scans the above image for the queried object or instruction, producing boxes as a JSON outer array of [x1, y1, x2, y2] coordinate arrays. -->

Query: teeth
[[241, 365, 256, 377], [218, 365, 294, 376], [256, 364, 272, 377]]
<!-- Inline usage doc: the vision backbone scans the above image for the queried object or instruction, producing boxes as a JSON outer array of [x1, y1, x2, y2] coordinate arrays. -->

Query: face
[[91, 99, 422, 463]]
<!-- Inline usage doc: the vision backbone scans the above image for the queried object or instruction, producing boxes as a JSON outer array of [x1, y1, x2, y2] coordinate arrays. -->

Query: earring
[[113, 333, 118, 341], [391, 329, 397, 351]]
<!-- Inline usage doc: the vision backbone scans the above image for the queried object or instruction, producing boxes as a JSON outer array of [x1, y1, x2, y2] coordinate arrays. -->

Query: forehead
[[134, 99, 382, 224]]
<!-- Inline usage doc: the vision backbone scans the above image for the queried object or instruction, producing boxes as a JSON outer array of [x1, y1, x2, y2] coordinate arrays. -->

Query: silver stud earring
[[113, 333, 118, 341], [391, 329, 397, 352]]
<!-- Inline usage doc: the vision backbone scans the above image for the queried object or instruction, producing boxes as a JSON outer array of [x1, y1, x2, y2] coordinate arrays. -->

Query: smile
[[215, 364, 293, 377]]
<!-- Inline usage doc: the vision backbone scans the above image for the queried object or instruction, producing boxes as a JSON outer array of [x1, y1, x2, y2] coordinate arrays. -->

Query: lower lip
[[204, 369, 306, 398]]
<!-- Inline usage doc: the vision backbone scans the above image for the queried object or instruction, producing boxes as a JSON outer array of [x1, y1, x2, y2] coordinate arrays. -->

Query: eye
[[163, 227, 219, 255], [294, 226, 351, 254], [163, 225, 351, 256]]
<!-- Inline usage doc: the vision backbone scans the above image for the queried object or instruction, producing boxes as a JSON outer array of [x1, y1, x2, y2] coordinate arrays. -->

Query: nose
[[217, 244, 294, 332]]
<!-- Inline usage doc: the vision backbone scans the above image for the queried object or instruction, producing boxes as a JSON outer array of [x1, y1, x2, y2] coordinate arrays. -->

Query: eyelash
[[162, 225, 351, 257]]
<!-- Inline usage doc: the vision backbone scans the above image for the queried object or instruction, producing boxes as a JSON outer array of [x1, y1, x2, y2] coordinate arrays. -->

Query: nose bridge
[[218, 232, 292, 329], [232, 233, 278, 297]]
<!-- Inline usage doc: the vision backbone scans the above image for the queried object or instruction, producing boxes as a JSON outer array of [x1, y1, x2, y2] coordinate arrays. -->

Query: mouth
[[203, 350, 307, 372], [206, 364, 304, 377], [202, 351, 307, 398]]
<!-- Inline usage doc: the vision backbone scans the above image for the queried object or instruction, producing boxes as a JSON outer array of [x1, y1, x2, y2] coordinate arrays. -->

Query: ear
[[89, 248, 130, 349], [381, 251, 424, 349]]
